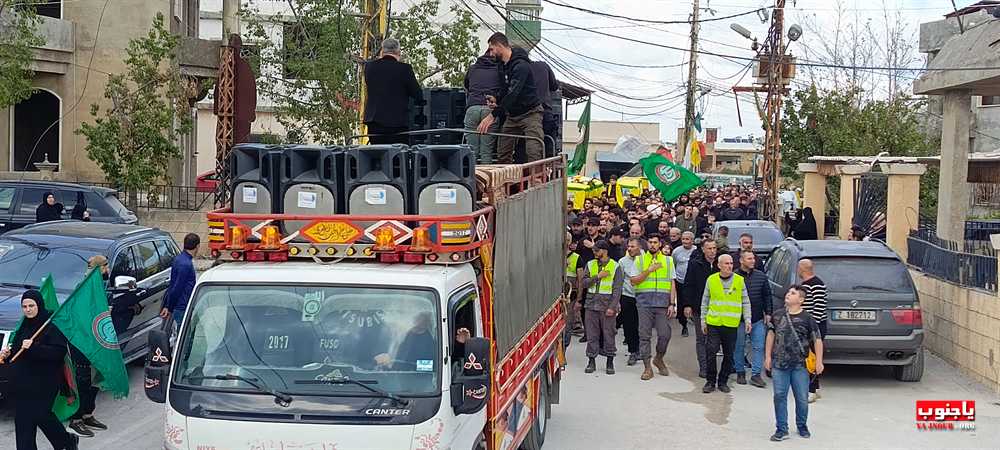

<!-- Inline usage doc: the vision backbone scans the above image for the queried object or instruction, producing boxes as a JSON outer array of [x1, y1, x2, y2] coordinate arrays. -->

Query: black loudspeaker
[[407, 94, 429, 146], [344, 145, 411, 225], [423, 88, 466, 145], [411, 145, 476, 215], [230, 144, 285, 225], [281, 145, 343, 235]]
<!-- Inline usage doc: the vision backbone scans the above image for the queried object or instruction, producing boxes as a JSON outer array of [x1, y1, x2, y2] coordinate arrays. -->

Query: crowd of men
[[565, 181, 830, 441], [363, 32, 560, 164]]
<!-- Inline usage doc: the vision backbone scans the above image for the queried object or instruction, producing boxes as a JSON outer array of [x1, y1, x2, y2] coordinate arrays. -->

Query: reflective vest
[[705, 273, 745, 328], [566, 252, 580, 278], [587, 259, 618, 294], [635, 252, 673, 294]]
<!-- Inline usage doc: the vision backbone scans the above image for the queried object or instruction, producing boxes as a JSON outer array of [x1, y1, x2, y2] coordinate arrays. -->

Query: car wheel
[[520, 370, 549, 450], [893, 348, 924, 382]]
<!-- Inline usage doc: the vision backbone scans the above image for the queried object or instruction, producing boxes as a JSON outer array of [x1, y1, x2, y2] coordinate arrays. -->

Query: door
[[0, 186, 15, 233], [853, 173, 888, 240], [109, 246, 140, 357], [130, 241, 172, 343], [447, 286, 487, 448]]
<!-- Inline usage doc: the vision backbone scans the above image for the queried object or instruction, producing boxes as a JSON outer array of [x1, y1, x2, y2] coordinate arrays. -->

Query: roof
[[913, 17, 1000, 95], [945, 1, 999, 18], [6, 221, 158, 242], [785, 239, 900, 259], [198, 261, 474, 290], [559, 81, 592, 101]]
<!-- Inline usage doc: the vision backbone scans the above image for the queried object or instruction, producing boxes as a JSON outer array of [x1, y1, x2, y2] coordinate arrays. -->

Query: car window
[[134, 241, 162, 280], [810, 257, 914, 294], [154, 240, 178, 268], [56, 190, 82, 210], [83, 192, 119, 217], [766, 247, 783, 279], [19, 188, 54, 215], [111, 247, 138, 280], [0, 187, 14, 210]]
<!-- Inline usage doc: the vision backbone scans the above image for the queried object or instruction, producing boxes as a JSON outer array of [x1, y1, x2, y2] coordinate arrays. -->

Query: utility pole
[[214, 0, 240, 208], [358, 0, 390, 143], [682, 0, 700, 171], [760, 0, 786, 223]]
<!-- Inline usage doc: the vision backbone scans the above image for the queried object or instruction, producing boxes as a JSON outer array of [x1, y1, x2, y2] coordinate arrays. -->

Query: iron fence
[[907, 228, 997, 292], [84, 183, 212, 211]]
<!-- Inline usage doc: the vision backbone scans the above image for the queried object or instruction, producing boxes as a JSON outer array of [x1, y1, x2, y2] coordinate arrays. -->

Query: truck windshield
[[174, 284, 441, 397]]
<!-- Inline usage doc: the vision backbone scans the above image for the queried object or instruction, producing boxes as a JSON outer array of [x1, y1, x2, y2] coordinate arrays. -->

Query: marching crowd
[[564, 181, 830, 442]]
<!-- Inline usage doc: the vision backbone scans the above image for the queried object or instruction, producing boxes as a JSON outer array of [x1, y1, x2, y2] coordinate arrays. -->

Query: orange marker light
[[259, 225, 282, 250], [229, 226, 248, 250], [410, 228, 433, 253], [373, 226, 396, 252]]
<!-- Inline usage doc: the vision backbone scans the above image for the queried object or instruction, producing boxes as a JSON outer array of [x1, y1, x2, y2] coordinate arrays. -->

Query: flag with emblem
[[50, 268, 129, 398], [638, 153, 703, 203]]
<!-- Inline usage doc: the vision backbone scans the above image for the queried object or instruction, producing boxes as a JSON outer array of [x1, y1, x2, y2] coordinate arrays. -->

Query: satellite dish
[[788, 24, 803, 42]]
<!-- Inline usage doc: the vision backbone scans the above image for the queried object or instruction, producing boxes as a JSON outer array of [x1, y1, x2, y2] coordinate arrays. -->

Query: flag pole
[[3, 315, 55, 364]]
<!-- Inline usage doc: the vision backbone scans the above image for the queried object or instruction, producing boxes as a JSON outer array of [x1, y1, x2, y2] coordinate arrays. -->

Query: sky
[[522, 0, 981, 146]]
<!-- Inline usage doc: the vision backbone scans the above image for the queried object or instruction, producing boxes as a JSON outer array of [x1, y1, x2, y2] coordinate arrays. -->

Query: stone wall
[[911, 269, 1000, 393], [136, 209, 209, 254]]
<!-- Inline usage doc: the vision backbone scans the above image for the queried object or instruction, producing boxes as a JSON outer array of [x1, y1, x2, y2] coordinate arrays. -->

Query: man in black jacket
[[363, 38, 422, 145], [476, 32, 544, 164], [683, 238, 719, 379], [464, 49, 504, 162], [734, 250, 772, 388], [530, 60, 560, 157]]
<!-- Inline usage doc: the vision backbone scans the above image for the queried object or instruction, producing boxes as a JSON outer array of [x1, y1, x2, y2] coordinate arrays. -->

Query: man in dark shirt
[[464, 49, 504, 162], [363, 38, 422, 145], [721, 197, 746, 221], [476, 33, 544, 163], [765, 285, 824, 441], [607, 227, 627, 261], [683, 238, 719, 379], [160, 233, 200, 329], [734, 250, 772, 388], [395, 312, 438, 371], [530, 60, 560, 157]]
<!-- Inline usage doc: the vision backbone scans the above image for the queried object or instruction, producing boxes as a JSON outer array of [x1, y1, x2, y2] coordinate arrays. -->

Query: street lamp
[[787, 24, 803, 42], [730, 23, 758, 51]]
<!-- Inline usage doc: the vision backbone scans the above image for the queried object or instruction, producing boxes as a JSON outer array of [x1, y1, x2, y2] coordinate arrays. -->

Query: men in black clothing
[[363, 39, 422, 145], [730, 233, 765, 271], [607, 227, 627, 261], [476, 33, 544, 163], [683, 238, 719, 378], [464, 49, 504, 162], [720, 197, 747, 221], [530, 60, 560, 157]]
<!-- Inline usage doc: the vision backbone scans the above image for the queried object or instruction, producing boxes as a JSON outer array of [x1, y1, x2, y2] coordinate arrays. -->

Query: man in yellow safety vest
[[580, 240, 624, 375], [700, 253, 752, 394], [629, 233, 678, 381], [564, 231, 583, 348]]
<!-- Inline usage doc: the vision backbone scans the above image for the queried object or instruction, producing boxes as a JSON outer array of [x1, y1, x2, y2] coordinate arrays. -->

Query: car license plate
[[835, 310, 877, 321]]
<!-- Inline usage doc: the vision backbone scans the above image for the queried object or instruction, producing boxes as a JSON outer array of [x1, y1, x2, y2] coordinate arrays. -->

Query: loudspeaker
[[423, 88, 466, 145], [344, 145, 411, 233], [411, 145, 476, 215], [230, 144, 284, 227], [281, 145, 343, 235], [407, 94, 429, 146]]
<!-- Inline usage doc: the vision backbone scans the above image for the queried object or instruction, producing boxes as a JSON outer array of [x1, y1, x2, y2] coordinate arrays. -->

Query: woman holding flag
[[0, 290, 79, 450]]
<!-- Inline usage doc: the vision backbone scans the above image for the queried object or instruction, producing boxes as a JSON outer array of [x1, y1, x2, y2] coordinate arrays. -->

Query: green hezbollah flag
[[9, 275, 80, 421], [638, 153, 704, 203], [50, 269, 129, 398], [567, 98, 591, 176]]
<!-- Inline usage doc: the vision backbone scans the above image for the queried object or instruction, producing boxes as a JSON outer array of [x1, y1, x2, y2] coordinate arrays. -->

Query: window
[[810, 257, 914, 294], [0, 188, 14, 210], [134, 241, 162, 279], [154, 240, 179, 269], [83, 192, 119, 217], [982, 96, 1000, 107], [13, 90, 60, 172], [111, 247, 138, 280], [19, 188, 56, 215]]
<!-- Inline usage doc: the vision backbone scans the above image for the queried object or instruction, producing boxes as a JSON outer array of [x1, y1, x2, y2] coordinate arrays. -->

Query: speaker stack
[[422, 88, 467, 145], [281, 145, 343, 235], [230, 143, 285, 228]]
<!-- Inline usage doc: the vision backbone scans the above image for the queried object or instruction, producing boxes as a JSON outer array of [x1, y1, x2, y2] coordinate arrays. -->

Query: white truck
[[144, 157, 567, 450]]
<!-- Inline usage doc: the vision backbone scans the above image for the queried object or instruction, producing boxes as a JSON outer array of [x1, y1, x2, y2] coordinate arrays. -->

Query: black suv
[[0, 222, 179, 398], [765, 239, 924, 381], [0, 181, 138, 233]]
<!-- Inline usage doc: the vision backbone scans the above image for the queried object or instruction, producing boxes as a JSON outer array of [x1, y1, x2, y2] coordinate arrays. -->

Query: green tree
[[781, 85, 939, 216], [0, 0, 43, 107], [243, 0, 479, 144], [77, 13, 192, 191]]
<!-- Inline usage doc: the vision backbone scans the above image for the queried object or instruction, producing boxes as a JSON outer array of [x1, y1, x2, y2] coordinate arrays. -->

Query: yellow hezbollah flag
[[615, 183, 625, 208], [690, 139, 702, 168]]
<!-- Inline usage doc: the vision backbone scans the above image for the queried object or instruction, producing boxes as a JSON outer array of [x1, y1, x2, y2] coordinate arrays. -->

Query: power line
[[542, 0, 766, 25], [542, 38, 689, 69]]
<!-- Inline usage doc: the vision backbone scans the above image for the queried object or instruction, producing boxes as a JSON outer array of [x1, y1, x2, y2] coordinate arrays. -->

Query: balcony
[[0, 13, 76, 75]]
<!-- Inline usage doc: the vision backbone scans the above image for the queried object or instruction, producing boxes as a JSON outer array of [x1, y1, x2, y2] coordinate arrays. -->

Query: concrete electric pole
[[682, 0, 700, 171]]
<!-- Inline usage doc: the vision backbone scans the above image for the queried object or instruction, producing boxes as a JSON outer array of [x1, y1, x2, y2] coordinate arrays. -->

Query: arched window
[[11, 89, 61, 172]]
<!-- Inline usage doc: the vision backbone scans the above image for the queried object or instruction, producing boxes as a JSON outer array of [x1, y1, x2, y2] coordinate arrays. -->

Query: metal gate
[[853, 172, 888, 240]]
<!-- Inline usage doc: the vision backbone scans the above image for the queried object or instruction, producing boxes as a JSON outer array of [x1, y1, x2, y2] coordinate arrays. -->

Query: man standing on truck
[[701, 254, 752, 394], [476, 32, 544, 164], [363, 38, 423, 145], [463, 48, 503, 162], [581, 240, 624, 375], [630, 233, 677, 381]]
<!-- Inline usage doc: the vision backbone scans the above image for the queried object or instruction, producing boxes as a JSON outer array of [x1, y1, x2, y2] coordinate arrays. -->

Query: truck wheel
[[893, 348, 924, 382], [521, 371, 549, 450]]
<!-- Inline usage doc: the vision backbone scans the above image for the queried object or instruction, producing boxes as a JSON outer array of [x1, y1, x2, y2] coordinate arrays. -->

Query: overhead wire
[[542, 0, 767, 25]]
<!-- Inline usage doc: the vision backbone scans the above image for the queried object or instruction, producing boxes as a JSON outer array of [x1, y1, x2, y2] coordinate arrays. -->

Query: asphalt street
[[2, 324, 999, 449]]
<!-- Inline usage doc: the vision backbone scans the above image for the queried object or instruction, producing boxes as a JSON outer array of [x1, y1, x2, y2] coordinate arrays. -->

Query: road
[[1, 324, 998, 449]]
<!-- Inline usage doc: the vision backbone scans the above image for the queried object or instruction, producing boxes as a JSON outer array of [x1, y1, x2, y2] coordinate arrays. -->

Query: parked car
[[196, 170, 219, 193], [0, 222, 179, 399], [713, 220, 784, 263], [0, 181, 138, 233], [765, 239, 924, 381]]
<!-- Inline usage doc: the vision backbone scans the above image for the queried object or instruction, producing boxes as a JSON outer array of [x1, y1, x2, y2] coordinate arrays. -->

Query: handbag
[[784, 309, 817, 374]]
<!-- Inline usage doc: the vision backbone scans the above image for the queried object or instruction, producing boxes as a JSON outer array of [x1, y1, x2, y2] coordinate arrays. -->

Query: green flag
[[567, 98, 591, 176], [638, 153, 704, 203], [9, 275, 80, 421], [50, 269, 129, 399]]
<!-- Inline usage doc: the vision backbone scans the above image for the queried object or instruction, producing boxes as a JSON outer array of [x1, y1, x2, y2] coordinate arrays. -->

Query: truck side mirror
[[143, 329, 171, 403], [451, 337, 490, 415]]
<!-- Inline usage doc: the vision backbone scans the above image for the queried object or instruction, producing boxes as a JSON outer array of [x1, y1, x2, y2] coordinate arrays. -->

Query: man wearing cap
[[574, 216, 604, 342], [629, 233, 677, 380], [607, 227, 627, 261], [363, 38, 423, 145], [580, 240, 624, 374]]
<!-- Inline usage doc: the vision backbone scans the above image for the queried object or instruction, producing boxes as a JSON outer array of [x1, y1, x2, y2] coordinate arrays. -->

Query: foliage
[[0, 0, 43, 108], [243, 0, 479, 144], [76, 14, 192, 190]]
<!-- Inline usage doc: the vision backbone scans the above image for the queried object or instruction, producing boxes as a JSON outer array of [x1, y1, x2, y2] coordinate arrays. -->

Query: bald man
[[700, 253, 751, 394], [797, 259, 828, 402]]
